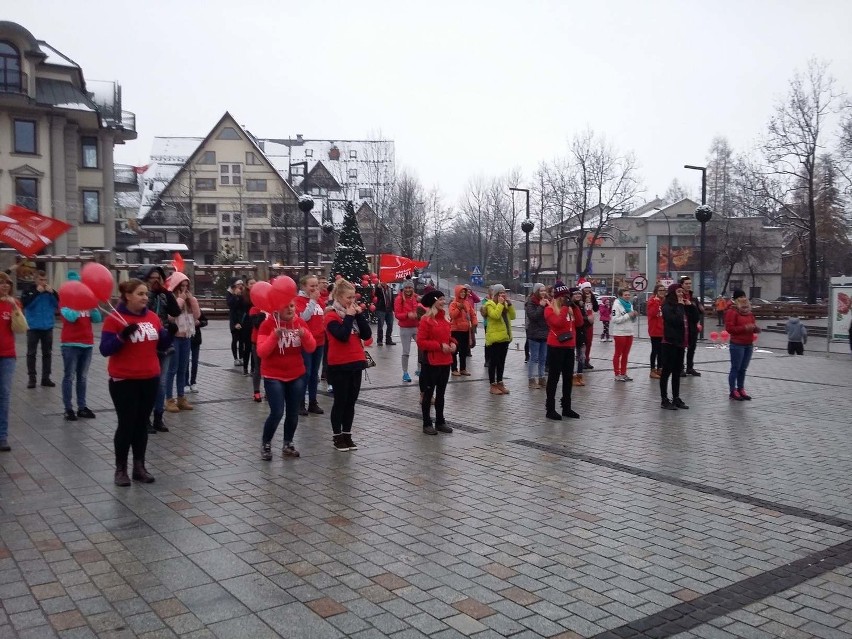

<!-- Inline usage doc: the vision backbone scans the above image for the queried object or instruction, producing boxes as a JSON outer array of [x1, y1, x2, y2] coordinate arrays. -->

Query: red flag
[[379, 254, 429, 283], [133, 164, 150, 175], [0, 205, 72, 257], [172, 252, 185, 273]]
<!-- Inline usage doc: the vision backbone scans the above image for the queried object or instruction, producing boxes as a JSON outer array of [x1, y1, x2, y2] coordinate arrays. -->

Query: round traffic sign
[[631, 275, 648, 292]]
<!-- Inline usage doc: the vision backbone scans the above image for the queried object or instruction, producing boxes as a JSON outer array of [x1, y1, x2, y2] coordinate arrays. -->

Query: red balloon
[[752, 333, 759, 342], [250, 281, 272, 311], [355, 293, 362, 300], [59, 281, 98, 311], [720, 330, 730, 341], [81, 262, 114, 302], [369, 304, 376, 312], [372, 296, 378, 303], [709, 331, 719, 341], [269, 276, 297, 310], [363, 338, 373, 347]]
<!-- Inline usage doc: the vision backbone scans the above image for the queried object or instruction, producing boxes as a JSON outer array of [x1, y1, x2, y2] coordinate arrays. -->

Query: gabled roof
[[301, 161, 342, 191]]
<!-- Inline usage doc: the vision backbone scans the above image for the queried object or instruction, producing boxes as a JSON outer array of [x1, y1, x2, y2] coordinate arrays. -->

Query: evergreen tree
[[331, 201, 369, 282]]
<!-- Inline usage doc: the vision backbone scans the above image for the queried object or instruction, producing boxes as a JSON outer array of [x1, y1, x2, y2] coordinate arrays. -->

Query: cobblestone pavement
[[1, 320, 851, 638]]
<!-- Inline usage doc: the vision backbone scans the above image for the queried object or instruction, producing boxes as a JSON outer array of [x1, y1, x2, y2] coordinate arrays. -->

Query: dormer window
[[349, 150, 357, 159], [0, 41, 23, 94]]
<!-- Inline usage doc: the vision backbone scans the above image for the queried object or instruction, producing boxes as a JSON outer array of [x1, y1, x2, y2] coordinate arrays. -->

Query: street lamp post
[[510, 187, 533, 288], [685, 164, 711, 339], [298, 195, 315, 275]]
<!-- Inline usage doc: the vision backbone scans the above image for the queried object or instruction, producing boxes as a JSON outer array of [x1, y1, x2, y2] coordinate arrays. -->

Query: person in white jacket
[[610, 288, 638, 381]]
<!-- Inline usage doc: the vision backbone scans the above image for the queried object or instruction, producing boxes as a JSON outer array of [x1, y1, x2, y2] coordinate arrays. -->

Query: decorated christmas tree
[[331, 201, 369, 282]]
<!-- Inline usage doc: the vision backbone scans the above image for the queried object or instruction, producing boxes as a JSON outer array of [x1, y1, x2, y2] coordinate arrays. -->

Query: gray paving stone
[[176, 583, 250, 625]]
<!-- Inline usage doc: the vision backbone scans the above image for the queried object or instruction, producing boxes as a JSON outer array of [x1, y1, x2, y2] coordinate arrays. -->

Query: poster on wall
[[830, 278, 852, 341], [658, 244, 701, 272]]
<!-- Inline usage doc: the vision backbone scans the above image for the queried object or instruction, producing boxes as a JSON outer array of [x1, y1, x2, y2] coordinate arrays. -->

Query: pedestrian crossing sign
[[471, 266, 482, 276]]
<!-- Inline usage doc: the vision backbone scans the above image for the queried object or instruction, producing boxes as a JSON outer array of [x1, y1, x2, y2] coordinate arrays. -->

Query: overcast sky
[[8, 0, 852, 207]]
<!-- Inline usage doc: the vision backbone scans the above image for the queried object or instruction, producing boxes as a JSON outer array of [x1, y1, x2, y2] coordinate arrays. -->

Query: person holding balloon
[[99, 278, 174, 486], [164, 273, 200, 413], [59, 270, 103, 421], [724, 289, 760, 401], [325, 278, 372, 451], [256, 276, 316, 461], [295, 275, 326, 416]]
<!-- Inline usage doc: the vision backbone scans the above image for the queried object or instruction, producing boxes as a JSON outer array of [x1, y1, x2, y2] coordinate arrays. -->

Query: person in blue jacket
[[22, 270, 59, 389]]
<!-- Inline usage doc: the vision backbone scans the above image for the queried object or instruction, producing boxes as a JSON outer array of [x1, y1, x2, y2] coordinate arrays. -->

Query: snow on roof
[[150, 137, 203, 162], [37, 41, 80, 68], [126, 243, 189, 252]]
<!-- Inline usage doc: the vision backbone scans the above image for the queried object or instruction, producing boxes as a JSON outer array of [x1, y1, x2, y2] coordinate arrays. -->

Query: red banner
[[0, 205, 72, 257], [379, 254, 429, 283]]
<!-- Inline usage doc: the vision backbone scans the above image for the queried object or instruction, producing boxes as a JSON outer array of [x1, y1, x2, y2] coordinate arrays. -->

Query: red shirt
[[61, 310, 97, 345], [0, 299, 20, 358], [417, 311, 456, 366], [324, 308, 367, 366], [647, 296, 663, 337], [394, 293, 421, 328], [294, 293, 326, 345], [103, 310, 162, 379], [545, 304, 584, 348], [257, 315, 316, 382]]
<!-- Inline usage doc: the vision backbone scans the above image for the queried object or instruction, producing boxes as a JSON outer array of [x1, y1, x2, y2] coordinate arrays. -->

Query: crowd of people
[[0, 264, 842, 485]]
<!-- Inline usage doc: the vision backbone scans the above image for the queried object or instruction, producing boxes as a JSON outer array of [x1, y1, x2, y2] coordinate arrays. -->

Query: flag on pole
[[0, 205, 72, 257], [133, 164, 151, 175], [379, 254, 429, 283], [172, 252, 185, 273]]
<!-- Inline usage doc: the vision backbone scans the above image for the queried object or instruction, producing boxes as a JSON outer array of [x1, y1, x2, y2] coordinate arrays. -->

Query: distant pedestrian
[[725, 289, 760, 401], [680, 276, 703, 376], [611, 287, 638, 381], [417, 290, 455, 435], [599, 298, 612, 342], [185, 311, 208, 393], [240, 280, 256, 375], [524, 283, 549, 389], [568, 287, 586, 386], [0, 273, 26, 452], [22, 270, 58, 388], [579, 283, 598, 368], [483, 284, 515, 394], [248, 304, 265, 401], [785, 316, 807, 355], [449, 285, 476, 377], [715, 296, 728, 327], [295, 275, 326, 415], [226, 279, 247, 366], [60, 270, 102, 421], [164, 273, 200, 413], [647, 284, 666, 379], [659, 284, 689, 410], [544, 283, 583, 420], [394, 279, 420, 383], [372, 281, 396, 345]]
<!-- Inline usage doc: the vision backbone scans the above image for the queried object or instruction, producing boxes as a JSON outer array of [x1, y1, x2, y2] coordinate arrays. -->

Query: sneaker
[[402, 373, 412, 383], [460, 370, 471, 376], [77, 407, 96, 419], [435, 421, 453, 434], [386, 340, 396, 345], [452, 371, 462, 377], [234, 359, 242, 366], [423, 424, 438, 435], [415, 370, 420, 377], [308, 402, 324, 415], [738, 389, 752, 401], [243, 370, 250, 377], [327, 385, 333, 395], [673, 398, 689, 410], [661, 399, 677, 410], [344, 434, 358, 450], [686, 369, 702, 377], [282, 445, 300, 458], [333, 435, 350, 451], [0, 440, 10, 452], [614, 375, 626, 382], [253, 392, 262, 403], [189, 384, 199, 393], [585, 363, 595, 370], [545, 410, 562, 421], [563, 409, 580, 419], [64, 409, 78, 421], [41, 379, 56, 388], [730, 390, 744, 401], [622, 374, 633, 382], [261, 442, 272, 461]]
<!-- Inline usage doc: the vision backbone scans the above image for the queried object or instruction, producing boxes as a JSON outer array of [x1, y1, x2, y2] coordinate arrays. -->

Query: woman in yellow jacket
[[483, 284, 516, 394]]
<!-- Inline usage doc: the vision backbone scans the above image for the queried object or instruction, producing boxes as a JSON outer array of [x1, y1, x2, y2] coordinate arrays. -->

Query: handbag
[[556, 331, 573, 343], [10, 305, 28, 334], [364, 351, 376, 368]]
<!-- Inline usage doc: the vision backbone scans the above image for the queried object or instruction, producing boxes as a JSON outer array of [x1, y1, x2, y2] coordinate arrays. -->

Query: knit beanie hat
[[553, 280, 571, 298], [420, 289, 444, 308], [490, 284, 506, 295], [401, 279, 414, 289]]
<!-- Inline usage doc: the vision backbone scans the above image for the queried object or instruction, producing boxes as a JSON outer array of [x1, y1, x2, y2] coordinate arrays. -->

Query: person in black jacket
[[680, 276, 703, 376], [239, 280, 256, 375], [372, 282, 396, 345], [185, 311, 208, 393], [136, 265, 181, 433], [226, 279, 247, 366], [660, 284, 689, 410]]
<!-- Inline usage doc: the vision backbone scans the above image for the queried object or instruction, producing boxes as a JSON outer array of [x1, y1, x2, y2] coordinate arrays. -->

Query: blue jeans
[[155, 350, 172, 415], [263, 377, 305, 445], [527, 339, 547, 379], [61, 346, 93, 411], [728, 343, 754, 392], [0, 357, 15, 442], [377, 311, 394, 343], [302, 345, 324, 403], [167, 338, 191, 399]]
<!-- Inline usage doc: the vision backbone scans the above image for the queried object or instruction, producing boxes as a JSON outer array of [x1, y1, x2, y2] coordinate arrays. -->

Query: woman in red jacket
[[417, 290, 456, 435], [325, 279, 372, 451], [646, 283, 666, 378], [295, 275, 326, 415], [257, 296, 316, 460], [0, 273, 25, 452], [100, 279, 174, 486], [724, 289, 760, 401], [544, 284, 584, 420], [394, 279, 421, 383], [449, 285, 476, 376]]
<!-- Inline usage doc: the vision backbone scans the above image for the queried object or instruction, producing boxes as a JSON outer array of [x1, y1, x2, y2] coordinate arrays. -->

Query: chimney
[[296, 134, 303, 142]]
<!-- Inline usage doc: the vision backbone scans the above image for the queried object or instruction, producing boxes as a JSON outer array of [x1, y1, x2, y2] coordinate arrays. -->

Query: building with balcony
[[0, 21, 137, 253], [136, 114, 395, 266]]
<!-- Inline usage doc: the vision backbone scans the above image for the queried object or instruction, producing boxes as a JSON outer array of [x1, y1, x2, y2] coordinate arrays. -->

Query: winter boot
[[152, 413, 169, 433], [132, 460, 155, 483], [165, 399, 180, 413], [114, 463, 131, 487], [176, 397, 193, 411]]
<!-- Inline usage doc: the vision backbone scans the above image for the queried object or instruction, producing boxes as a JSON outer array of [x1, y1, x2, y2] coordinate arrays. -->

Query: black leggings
[[650, 337, 662, 369], [451, 331, 470, 372], [327, 367, 362, 435], [659, 344, 685, 400], [421, 361, 450, 425], [545, 346, 574, 413], [230, 329, 241, 360], [241, 330, 252, 373], [487, 341, 510, 384], [110, 377, 159, 467]]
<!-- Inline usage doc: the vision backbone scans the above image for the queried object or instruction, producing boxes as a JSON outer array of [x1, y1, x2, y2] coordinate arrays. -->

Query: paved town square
[[1, 321, 851, 639]]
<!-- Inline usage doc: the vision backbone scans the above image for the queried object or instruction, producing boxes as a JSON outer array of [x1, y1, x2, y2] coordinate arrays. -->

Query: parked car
[[749, 297, 773, 306], [774, 296, 804, 304]]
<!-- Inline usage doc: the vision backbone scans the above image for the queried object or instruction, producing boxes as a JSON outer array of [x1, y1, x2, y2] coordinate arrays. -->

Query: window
[[198, 151, 216, 165], [197, 203, 217, 216], [15, 178, 38, 210], [0, 41, 22, 92], [220, 164, 242, 186], [245, 152, 262, 165], [246, 179, 267, 192], [14, 119, 36, 154], [348, 169, 358, 180], [221, 226, 231, 237], [196, 178, 216, 190], [247, 204, 267, 218], [349, 149, 357, 159], [290, 164, 305, 177], [81, 137, 98, 168], [359, 188, 374, 199], [82, 191, 100, 223], [305, 149, 313, 158], [216, 127, 241, 140]]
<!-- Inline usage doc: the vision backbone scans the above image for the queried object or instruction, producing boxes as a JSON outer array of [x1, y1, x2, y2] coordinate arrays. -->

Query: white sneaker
[[189, 384, 198, 393], [615, 375, 625, 382], [623, 374, 633, 382], [234, 359, 242, 366]]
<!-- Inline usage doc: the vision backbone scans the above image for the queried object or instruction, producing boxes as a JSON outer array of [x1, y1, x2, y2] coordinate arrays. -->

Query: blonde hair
[[423, 301, 448, 320], [332, 278, 355, 302], [0, 272, 14, 294], [300, 274, 318, 288]]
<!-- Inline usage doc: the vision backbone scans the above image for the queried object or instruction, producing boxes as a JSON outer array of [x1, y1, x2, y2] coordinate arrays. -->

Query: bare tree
[[360, 135, 397, 256], [663, 178, 691, 204], [539, 158, 573, 279], [393, 169, 427, 259], [706, 136, 735, 216], [709, 217, 776, 294], [456, 177, 500, 279]]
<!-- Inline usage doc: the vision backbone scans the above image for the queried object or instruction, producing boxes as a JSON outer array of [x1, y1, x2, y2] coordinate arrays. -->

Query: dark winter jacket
[[524, 295, 549, 341], [662, 300, 688, 348], [136, 265, 180, 353], [22, 288, 58, 330], [373, 285, 394, 313], [226, 292, 249, 331]]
